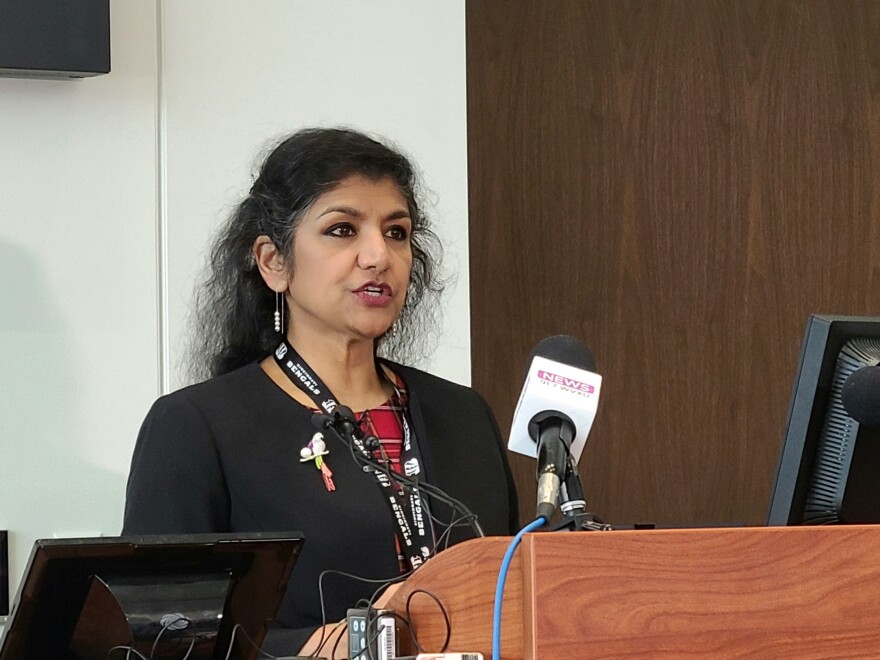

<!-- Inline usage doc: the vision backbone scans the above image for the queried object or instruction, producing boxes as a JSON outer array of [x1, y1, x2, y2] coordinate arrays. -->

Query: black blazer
[[123, 361, 518, 651]]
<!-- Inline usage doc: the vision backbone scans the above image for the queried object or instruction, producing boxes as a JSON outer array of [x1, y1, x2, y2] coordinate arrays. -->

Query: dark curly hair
[[188, 127, 445, 381]]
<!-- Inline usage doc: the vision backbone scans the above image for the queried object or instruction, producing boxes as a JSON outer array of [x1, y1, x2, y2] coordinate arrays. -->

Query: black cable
[[329, 620, 349, 659], [314, 566, 376, 657], [432, 512, 480, 552], [224, 623, 278, 660], [414, 484, 478, 554], [362, 619, 387, 660], [315, 563, 455, 659], [359, 571, 422, 660], [335, 425, 483, 568], [416, 489, 481, 552], [315, 569, 413, 660], [351, 440, 483, 539], [311, 413, 479, 659], [373, 606, 423, 659], [383, 611, 419, 655], [349, 609, 419, 658], [320, 415, 484, 540], [315, 566, 380, 657], [405, 589, 451, 654], [364, 579, 389, 660], [315, 619, 348, 657], [107, 616, 197, 660], [420, 482, 484, 538], [371, 437, 395, 488]]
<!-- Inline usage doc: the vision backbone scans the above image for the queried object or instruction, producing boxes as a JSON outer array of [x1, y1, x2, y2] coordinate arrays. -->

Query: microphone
[[318, 408, 485, 537], [559, 455, 587, 515], [508, 336, 602, 519], [532, 410, 576, 520], [312, 407, 381, 451], [842, 366, 880, 428]]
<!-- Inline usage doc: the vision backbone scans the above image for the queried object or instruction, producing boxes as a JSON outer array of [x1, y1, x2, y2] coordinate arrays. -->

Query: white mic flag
[[508, 354, 602, 463]]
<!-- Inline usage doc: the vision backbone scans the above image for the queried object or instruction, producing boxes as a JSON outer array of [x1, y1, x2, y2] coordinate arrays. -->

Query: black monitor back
[[0, 532, 303, 660], [768, 315, 880, 525]]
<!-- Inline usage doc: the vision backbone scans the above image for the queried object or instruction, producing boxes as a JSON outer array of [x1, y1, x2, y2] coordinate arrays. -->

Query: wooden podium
[[385, 525, 880, 658]]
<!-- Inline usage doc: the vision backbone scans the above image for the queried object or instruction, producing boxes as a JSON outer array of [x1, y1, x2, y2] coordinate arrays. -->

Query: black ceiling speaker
[[0, 0, 110, 79]]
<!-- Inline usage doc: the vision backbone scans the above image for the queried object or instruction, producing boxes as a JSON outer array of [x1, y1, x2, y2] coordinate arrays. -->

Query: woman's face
[[285, 174, 413, 344]]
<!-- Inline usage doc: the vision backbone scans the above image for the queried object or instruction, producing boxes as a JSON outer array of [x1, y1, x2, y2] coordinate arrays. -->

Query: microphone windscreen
[[333, 405, 356, 422], [529, 335, 597, 372], [842, 366, 880, 428]]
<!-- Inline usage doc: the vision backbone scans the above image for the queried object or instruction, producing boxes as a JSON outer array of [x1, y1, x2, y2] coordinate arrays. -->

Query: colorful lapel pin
[[300, 432, 335, 492]]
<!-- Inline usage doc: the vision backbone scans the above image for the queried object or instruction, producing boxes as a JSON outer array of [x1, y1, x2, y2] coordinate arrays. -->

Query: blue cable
[[492, 516, 548, 660]]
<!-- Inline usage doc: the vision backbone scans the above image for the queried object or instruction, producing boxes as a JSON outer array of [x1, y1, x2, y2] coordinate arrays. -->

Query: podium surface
[[387, 525, 880, 658]]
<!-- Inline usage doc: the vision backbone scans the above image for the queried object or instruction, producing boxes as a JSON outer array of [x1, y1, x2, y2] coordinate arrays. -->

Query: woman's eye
[[326, 223, 356, 238], [386, 225, 409, 241]]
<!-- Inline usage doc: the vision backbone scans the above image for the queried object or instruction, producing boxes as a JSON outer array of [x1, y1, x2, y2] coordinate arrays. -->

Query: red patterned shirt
[[356, 377, 411, 571], [356, 378, 408, 474]]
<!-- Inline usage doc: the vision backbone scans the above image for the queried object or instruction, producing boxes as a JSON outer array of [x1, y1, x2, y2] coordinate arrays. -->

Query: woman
[[123, 127, 518, 655]]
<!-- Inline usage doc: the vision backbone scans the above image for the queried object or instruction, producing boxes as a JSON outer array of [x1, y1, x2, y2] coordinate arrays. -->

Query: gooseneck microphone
[[314, 405, 382, 451], [842, 366, 880, 428], [313, 406, 485, 537], [508, 335, 602, 520]]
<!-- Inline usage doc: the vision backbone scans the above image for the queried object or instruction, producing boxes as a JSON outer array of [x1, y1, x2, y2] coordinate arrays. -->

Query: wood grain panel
[[386, 535, 523, 657], [388, 526, 880, 658], [467, 0, 880, 527], [522, 526, 880, 657]]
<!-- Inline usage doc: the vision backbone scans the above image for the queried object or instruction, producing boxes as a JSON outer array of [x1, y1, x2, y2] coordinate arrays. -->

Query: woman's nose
[[357, 229, 391, 272]]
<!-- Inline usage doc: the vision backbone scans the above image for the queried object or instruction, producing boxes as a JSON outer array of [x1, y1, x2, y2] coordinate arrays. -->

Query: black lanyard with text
[[273, 340, 434, 570]]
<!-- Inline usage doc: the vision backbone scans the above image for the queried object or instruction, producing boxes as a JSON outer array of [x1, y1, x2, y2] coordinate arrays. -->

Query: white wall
[[0, 0, 468, 616], [160, 1, 471, 389], [0, 0, 160, 618]]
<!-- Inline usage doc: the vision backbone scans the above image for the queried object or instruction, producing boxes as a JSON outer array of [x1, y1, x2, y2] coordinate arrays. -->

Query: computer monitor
[[768, 315, 880, 525], [0, 532, 303, 660]]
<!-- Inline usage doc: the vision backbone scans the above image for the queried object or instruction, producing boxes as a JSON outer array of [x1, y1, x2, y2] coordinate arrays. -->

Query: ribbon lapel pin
[[300, 432, 335, 492]]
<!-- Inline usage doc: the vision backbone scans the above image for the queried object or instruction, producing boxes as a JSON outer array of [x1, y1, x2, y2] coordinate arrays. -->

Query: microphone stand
[[553, 455, 612, 532]]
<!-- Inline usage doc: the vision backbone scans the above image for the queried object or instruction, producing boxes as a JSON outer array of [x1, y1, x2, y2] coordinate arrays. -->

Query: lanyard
[[273, 340, 434, 570]]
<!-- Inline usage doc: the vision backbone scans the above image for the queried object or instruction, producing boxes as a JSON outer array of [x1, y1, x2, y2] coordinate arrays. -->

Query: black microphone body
[[842, 366, 880, 428], [314, 406, 381, 451], [532, 411, 576, 520], [315, 406, 485, 537], [559, 457, 586, 515], [516, 335, 598, 521]]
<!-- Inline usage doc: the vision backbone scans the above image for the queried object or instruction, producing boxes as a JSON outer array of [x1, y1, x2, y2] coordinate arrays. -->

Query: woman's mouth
[[353, 282, 394, 306]]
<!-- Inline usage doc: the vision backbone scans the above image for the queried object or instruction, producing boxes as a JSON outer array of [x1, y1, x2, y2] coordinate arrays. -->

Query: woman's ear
[[253, 236, 289, 292]]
